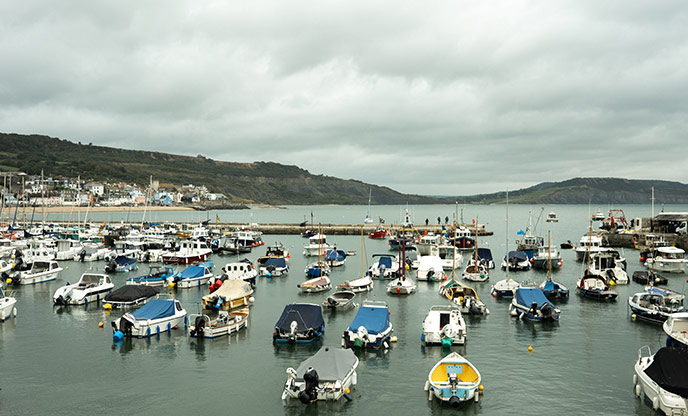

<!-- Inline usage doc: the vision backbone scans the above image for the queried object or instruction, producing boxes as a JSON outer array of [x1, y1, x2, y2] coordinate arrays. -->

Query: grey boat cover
[[645, 347, 688, 397], [295, 347, 358, 382], [104, 285, 158, 302]]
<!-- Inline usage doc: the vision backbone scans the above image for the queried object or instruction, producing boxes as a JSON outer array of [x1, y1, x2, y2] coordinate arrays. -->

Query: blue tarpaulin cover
[[515, 288, 552, 308], [275, 303, 324, 333], [477, 248, 493, 261], [130, 299, 176, 320], [325, 250, 347, 262], [375, 256, 393, 269], [177, 266, 205, 279], [505, 251, 528, 261], [541, 280, 560, 291], [348, 304, 391, 334], [264, 257, 287, 268], [115, 256, 137, 266]]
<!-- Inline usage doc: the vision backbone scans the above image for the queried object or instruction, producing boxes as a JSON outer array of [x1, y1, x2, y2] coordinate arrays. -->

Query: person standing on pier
[[425, 218, 429, 226], [437, 216, 441, 225]]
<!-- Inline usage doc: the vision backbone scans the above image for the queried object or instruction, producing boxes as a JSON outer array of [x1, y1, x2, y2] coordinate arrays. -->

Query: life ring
[[632, 234, 639, 244]]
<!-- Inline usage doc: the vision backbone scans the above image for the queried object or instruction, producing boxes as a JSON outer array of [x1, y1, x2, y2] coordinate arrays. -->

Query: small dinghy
[[539, 277, 570, 299], [111, 298, 187, 339], [298, 276, 332, 293], [510, 287, 560, 322], [103, 285, 158, 309], [343, 300, 393, 349], [491, 279, 520, 298], [576, 273, 618, 300], [422, 305, 466, 346], [189, 307, 249, 338], [202, 280, 254, 311], [305, 261, 330, 278], [126, 266, 175, 287], [323, 291, 356, 311], [462, 259, 488, 282], [440, 279, 489, 315], [53, 273, 114, 306], [167, 263, 214, 289], [273, 303, 325, 344], [424, 351, 482, 407], [0, 285, 17, 321], [336, 275, 374, 292], [281, 346, 358, 403], [628, 286, 685, 324], [632, 270, 668, 285], [634, 346, 688, 415], [105, 255, 138, 273], [259, 257, 289, 277]]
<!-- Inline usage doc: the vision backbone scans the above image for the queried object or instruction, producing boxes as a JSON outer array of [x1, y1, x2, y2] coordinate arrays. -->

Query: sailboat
[[387, 239, 416, 295], [462, 220, 488, 282], [539, 231, 569, 299], [440, 228, 489, 315], [363, 189, 373, 224], [337, 227, 374, 292], [492, 190, 520, 298]]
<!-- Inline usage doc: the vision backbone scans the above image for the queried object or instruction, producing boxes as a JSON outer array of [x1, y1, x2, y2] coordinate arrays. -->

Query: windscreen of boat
[[275, 304, 324, 333], [294, 347, 358, 382], [644, 347, 688, 397], [348, 305, 390, 334], [130, 299, 176, 320]]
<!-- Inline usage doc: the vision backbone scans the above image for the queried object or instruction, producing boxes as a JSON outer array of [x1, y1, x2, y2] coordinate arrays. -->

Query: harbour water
[[2, 204, 686, 415]]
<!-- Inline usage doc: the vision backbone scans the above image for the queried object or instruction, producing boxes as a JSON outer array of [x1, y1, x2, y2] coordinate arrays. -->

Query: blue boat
[[106, 255, 138, 273], [112, 298, 187, 339], [629, 286, 684, 324], [476, 248, 495, 269], [509, 288, 560, 321], [168, 262, 214, 289], [273, 303, 325, 344], [324, 249, 347, 267], [539, 277, 570, 299], [126, 265, 175, 287], [305, 261, 330, 278], [259, 257, 289, 277], [343, 300, 393, 349]]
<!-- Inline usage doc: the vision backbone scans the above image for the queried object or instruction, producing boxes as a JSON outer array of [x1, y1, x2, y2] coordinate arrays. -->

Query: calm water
[[2, 204, 686, 415]]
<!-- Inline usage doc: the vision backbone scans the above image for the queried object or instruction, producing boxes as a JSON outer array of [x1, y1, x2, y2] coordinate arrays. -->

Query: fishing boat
[[633, 346, 688, 415], [663, 312, 688, 349], [281, 346, 359, 403], [105, 255, 138, 273], [510, 287, 560, 321], [515, 210, 544, 258], [189, 307, 249, 338], [574, 235, 605, 262], [167, 263, 214, 289], [368, 254, 399, 279], [112, 297, 187, 339], [343, 300, 393, 349], [446, 227, 474, 251], [491, 279, 520, 298], [203, 279, 254, 310], [415, 233, 442, 256], [388, 210, 418, 250], [216, 260, 258, 286], [576, 223, 618, 300], [368, 226, 387, 239], [545, 211, 559, 222], [162, 240, 212, 264], [273, 303, 325, 344], [257, 242, 290, 264], [52, 273, 114, 306], [416, 255, 447, 282], [324, 249, 347, 267], [322, 291, 356, 311], [591, 208, 606, 221], [424, 351, 482, 407], [531, 246, 563, 271], [0, 285, 17, 321], [590, 252, 629, 284], [501, 251, 531, 271], [440, 279, 489, 315], [13, 260, 63, 285], [628, 287, 685, 324], [126, 265, 175, 287], [644, 247, 688, 274], [103, 285, 158, 309], [438, 244, 463, 270], [298, 276, 332, 293], [337, 275, 374, 292], [303, 234, 333, 257], [259, 257, 289, 277], [421, 305, 466, 346], [632, 270, 668, 285]]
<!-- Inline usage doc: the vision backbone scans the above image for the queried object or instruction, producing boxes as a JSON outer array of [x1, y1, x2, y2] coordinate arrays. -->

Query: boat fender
[[632, 235, 639, 244], [113, 330, 124, 341], [343, 392, 352, 401]]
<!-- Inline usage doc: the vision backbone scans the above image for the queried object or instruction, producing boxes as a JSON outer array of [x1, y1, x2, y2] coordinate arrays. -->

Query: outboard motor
[[298, 367, 320, 404], [427, 270, 435, 280], [191, 316, 206, 337], [530, 302, 538, 316], [449, 395, 461, 408], [288, 320, 298, 344], [105, 261, 116, 273], [540, 303, 554, 320], [78, 249, 87, 262], [327, 297, 338, 309], [468, 298, 481, 315]]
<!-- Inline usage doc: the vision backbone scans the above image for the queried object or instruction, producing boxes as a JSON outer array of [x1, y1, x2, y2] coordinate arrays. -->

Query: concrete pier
[[222, 223, 494, 236]]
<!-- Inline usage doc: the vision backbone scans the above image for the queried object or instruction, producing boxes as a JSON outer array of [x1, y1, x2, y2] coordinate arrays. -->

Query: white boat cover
[[204, 279, 253, 302]]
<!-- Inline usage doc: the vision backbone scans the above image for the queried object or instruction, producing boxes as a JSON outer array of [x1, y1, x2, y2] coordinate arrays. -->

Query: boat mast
[[586, 221, 593, 275], [505, 190, 509, 280], [547, 230, 552, 281]]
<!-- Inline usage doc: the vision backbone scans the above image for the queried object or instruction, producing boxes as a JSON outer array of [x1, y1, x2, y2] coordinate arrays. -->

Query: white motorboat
[[645, 246, 688, 274], [111, 298, 187, 339], [415, 233, 441, 256], [166, 262, 214, 289], [161, 240, 212, 264], [189, 307, 249, 338], [217, 260, 258, 286], [633, 346, 688, 415], [368, 254, 399, 279], [490, 279, 521, 298], [663, 312, 688, 349], [13, 260, 63, 285], [302, 234, 333, 257], [425, 351, 482, 407], [259, 257, 289, 277], [500, 251, 531, 272], [55, 239, 82, 261], [342, 300, 393, 349], [629, 287, 685, 324], [0, 285, 17, 321], [421, 305, 466, 346], [438, 244, 463, 270], [416, 255, 447, 282], [281, 346, 359, 403], [590, 252, 628, 284], [336, 275, 374, 292], [387, 275, 417, 295], [591, 209, 606, 221], [53, 273, 114, 306], [545, 211, 559, 222], [531, 246, 563, 271], [574, 235, 605, 261]]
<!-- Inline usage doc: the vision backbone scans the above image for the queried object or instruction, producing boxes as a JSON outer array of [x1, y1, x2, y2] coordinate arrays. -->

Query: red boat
[[368, 226, 388, 239]]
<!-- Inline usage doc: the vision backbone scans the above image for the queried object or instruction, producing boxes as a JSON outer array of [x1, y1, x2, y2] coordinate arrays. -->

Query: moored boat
[[111, 298, 187, 339], [105, 255, 138, 273], [167, 263, 214, 289], [259, 257, 289, 277], [0, 285, 17, 321], [273, 303, 325, 344], [342, 300, 393, 349], [336, 275, 374, 292], [644, 247, 688, 274], [491, 279, 520, 298], [368, 254, 399, 279], [509, 287, 560, 321], [126, 265, 175, 287], [162, 240, 212, 264], [322, 291, 356, 311], [424, 351, 482, 407], [421, 305, 466, 346], [298, 276, 332, 293], [103, 285, 158, 309], [440, 279, 489, 315], [13, 260, 63, 285], [633, 346, 688, 415], [632, 270, 668, 285], [189, 307, 249, 338], [663, 312, 688, 349], [53, 273, 114, 305], [202, 279, 254, 310], [629, 287, 685, 324]]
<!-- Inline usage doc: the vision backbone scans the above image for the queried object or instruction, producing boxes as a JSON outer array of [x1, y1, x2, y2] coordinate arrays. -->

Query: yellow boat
[[424, 351, 482, 407]]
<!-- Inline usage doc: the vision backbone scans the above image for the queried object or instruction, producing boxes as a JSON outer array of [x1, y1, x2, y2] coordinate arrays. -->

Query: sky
[[1, 0, 687, 196]]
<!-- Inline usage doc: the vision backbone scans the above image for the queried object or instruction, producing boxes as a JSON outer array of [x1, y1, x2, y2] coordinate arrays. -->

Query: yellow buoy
[[168, 282, 176, 288], [631, 314, 637, 321], [528, 345, 533, 352], [344, 388, 350, 394], [478, 384, 484, 392], [103, 303, 112, 310], [98, 321, 104, 328], [6, 278, 12, 285], [65, 266, 69, 270], [609, 280, 616, 286], [390, 336, 398, 343]]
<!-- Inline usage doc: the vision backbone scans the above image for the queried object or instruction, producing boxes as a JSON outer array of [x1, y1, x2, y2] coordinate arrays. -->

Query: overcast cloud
[[1, 0, 686, 195]]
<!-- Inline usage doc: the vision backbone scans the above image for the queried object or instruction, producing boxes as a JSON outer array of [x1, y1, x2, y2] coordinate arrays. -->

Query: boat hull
[[116, 314, 187, 338], [18, 269, 62, 285], [162, 253, 210, 264], [0, 297, 17, 320]]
